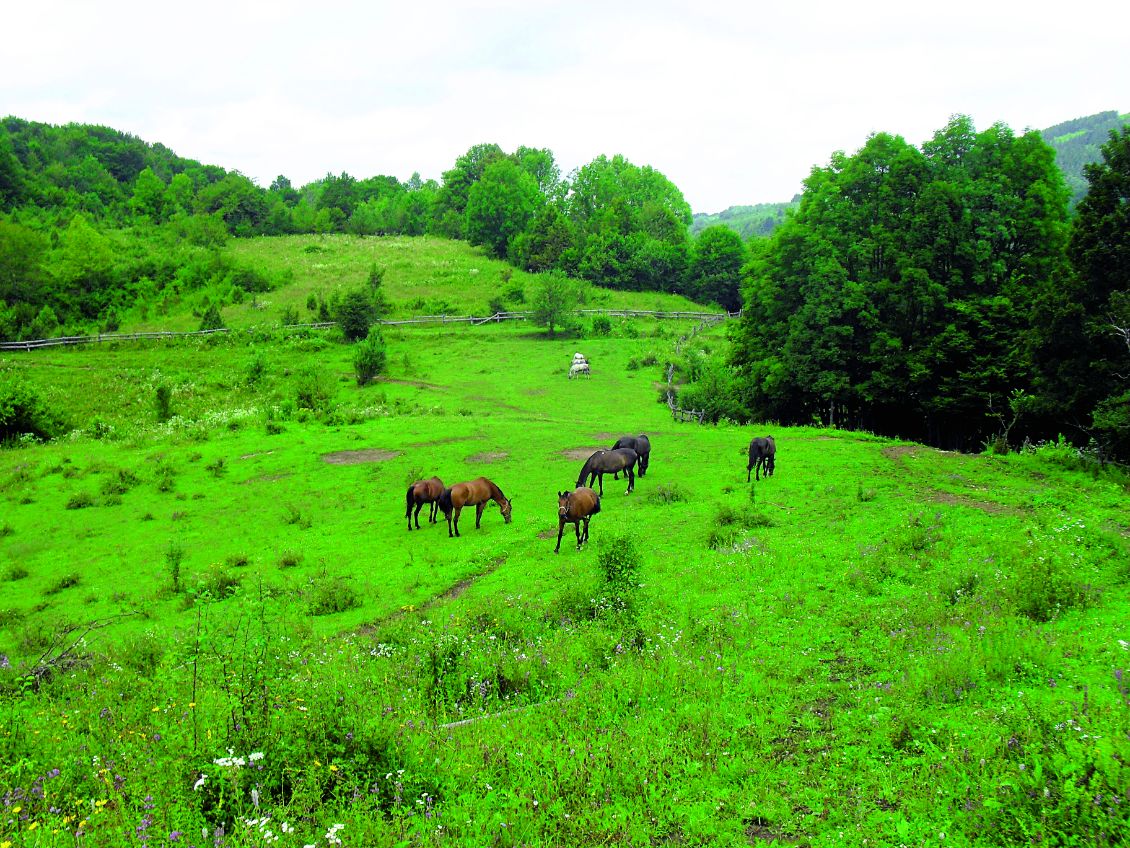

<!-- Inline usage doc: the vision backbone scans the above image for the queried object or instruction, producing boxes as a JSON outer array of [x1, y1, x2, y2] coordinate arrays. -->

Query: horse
[[577, 448, 638, 495], [611, 434, 651, 477], [568, 362, 591, 379], [438, 477, 513, 538], [747, 436, 776, 482], [555, 487, 601, 553], [405, 476, 444, 531]]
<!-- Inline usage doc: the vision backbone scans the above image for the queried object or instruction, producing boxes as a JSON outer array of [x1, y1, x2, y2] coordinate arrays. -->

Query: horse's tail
[[438, 487, 452, 516], [405, 484, 415, 519], [591, 493, 602, 515]]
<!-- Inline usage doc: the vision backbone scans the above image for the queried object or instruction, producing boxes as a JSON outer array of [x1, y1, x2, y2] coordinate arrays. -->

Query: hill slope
[[1041, 110, 1129, 204]]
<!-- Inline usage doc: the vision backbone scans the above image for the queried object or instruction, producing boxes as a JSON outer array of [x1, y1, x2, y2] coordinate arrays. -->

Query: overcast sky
[[3, 0, 1127, 213]]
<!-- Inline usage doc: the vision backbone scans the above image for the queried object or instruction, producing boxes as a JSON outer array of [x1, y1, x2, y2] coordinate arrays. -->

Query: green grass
[[1, 282, 1129, 845], [122, 234, 710, 333]]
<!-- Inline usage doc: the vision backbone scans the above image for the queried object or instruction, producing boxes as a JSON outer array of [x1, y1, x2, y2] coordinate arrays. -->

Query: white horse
[[568, 362, 591, 379]]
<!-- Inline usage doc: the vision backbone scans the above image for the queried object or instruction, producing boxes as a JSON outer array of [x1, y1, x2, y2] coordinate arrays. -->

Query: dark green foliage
[[0, 378, 65, 442], [646, 483, 686, 504], [352, 327, 388, 386], [44, 572, 81, 594], [334, 288, 377, 342], [688, 225, 746, 311], [731, 115, 1070, 450], [590, 315, 611, 336], [198, 303, 225, 331], [690, 201, 797, 239], [165, 541, 185, 592], [294, 365, 335, 413], [596, 533, 642, 587], [531, 272, 580, 336], [65, 491, 94, 510], [154, 384, 173, 422]]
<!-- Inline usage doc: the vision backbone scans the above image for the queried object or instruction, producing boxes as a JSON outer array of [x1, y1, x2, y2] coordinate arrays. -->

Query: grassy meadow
[[2, 237, 1130, 847]]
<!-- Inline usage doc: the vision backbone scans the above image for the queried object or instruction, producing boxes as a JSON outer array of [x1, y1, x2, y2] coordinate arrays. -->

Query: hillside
[[690, 200, 798, 239], [2, 302, 1129, 843], [1041, 110, 1130, 205]]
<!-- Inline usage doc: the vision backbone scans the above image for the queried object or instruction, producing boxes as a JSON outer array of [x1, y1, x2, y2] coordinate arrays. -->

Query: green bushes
[[352, 328, 387, 386], [0, 379, 66, 443]]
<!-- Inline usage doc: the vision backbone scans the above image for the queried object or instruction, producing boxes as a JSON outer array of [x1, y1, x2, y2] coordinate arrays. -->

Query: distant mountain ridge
[[1040, 110, 1130, 205], [697, 110, 1129, 238]]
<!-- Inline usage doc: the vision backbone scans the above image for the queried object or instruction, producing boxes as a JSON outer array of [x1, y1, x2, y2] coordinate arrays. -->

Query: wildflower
[[248, 752, 265, 762], [170, 832, 183, 842]]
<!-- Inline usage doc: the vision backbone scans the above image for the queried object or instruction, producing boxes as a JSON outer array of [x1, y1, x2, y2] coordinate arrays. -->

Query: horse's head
[[557, 490, 571, 517], [500, 497, 513, 524]]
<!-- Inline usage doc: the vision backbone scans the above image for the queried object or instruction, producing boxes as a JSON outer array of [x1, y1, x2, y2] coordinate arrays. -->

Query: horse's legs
[[626, 466, 634, 494], [429, 501, 438, 523], [407, 500, 414, 531], [575, 519, 583, 549], [450, 506, 462, 537], [475, 502, 486, 529], [555, 518, 566, 554], [596, 473, 604, 496], [413, 502, 422, 530]]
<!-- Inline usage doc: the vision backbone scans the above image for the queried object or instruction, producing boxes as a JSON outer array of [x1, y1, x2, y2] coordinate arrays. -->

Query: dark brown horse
[[555, 487, 601, 553], [747, 436, 776, 482], [438, 477, 513, 537], [577, 448, 638, 495], [405, 476, 445, 531], [611, 434, 651, 476]]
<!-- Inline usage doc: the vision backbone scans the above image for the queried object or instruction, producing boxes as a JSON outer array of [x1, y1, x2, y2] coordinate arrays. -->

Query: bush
[[591, 315, 612, 336], [597, 533, 642, 588], [306, 576, 361, 616], [353, 328, 388, 386], [0, 379, 65, 443], [199, 304, 226, 331], [647, 484, 687, 504], [334, 288, 378, 342], [65, 491, 95, 510], [294, 365, 335, 413], [155, 384, 173, 422]]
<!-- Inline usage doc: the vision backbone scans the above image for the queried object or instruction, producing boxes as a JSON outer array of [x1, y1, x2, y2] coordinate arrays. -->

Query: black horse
[[577, 448, 638, 495], [747, 436, 776, 482], [611, 434, 651, 477]]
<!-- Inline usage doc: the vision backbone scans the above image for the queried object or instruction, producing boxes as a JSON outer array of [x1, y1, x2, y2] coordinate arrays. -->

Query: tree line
[[683, 116, 1129, 462], [0, 119, 748, 341]]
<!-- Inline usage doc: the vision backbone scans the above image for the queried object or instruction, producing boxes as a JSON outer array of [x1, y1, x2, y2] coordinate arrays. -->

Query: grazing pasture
[[1, 266, 1129, 844]]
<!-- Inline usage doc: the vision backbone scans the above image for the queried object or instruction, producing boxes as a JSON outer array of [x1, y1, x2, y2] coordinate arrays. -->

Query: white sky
[[3, 0, 1127, 213]]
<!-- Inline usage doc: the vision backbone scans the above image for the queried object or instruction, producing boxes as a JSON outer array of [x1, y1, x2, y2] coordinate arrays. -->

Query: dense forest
[[680, 116, 1130, 462], [1, 112, 1128, 461], [690, 201, 798, 239]]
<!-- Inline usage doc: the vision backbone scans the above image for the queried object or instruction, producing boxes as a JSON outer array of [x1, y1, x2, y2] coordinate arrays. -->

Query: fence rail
[[0, 308, 739, 352]]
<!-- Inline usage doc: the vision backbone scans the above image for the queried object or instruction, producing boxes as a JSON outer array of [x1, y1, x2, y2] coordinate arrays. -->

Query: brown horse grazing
[[747, 436, 776, 482], [406, 476, 445, 531], [438, 477, 513, 538], [555, 487, 601, 553], [577, 448, 638, 495]]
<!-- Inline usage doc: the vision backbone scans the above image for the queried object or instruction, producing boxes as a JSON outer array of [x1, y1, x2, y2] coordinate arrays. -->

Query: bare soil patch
[[406, 435, 478, 448], [239, 450, 275, 460], [467, 450, 509, 464], [322, 449, 402, 465], [562, 446, 608, 461], [241, 472, 293, 485]]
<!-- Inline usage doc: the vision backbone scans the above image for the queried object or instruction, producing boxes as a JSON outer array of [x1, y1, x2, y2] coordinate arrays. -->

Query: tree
[[436, 143, 505, 237], [334, 288, 378, 342], [1033, 126, 1130, 458], [531, 272, 580, 336], [465, 158, 542, 258], [731, 117, 1069, 447], [689, 226, 746, 310], [129, 167, 167, 221], [353, 327, 388, 386]]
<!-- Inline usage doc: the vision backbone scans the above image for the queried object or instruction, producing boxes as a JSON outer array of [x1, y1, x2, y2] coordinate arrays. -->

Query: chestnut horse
[[555, 487, 601, 553], [577, 448, 638, 495], [747, 436, 776, 482], [405, 476, 444, 531], [439, 477, 513, 538]]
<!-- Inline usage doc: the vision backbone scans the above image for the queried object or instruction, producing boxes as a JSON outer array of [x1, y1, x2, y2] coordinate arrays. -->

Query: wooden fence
[[666, 316, 727, 424], [0, 308, 738, 352]]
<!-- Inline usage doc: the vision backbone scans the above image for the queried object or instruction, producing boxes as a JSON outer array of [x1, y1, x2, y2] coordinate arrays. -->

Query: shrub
[[165, 541, 185, 592], [0, 379, 65, 443], [199, 304, 226, 331], [646, 484, 686, 504], [65, 491, 95, 510], [205, 457, 227, 478], [278, 550, 303, 569], [306, 575, 361, 616], [194, 565, 242, 599], [353, 328, 388, 386], [334, 288, 378, 341], [120, 630, 166, 676], [44, 573, 81, 594], [591, 315, 612, 336], [597, 533, 642, 588], [280, 305, 299, 326], [282, 504, 311, 529], [155, 384, 173, 422], [294, 365, 335, 413], [4, 564, 28, 581], [100, 468, 140, 496]]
